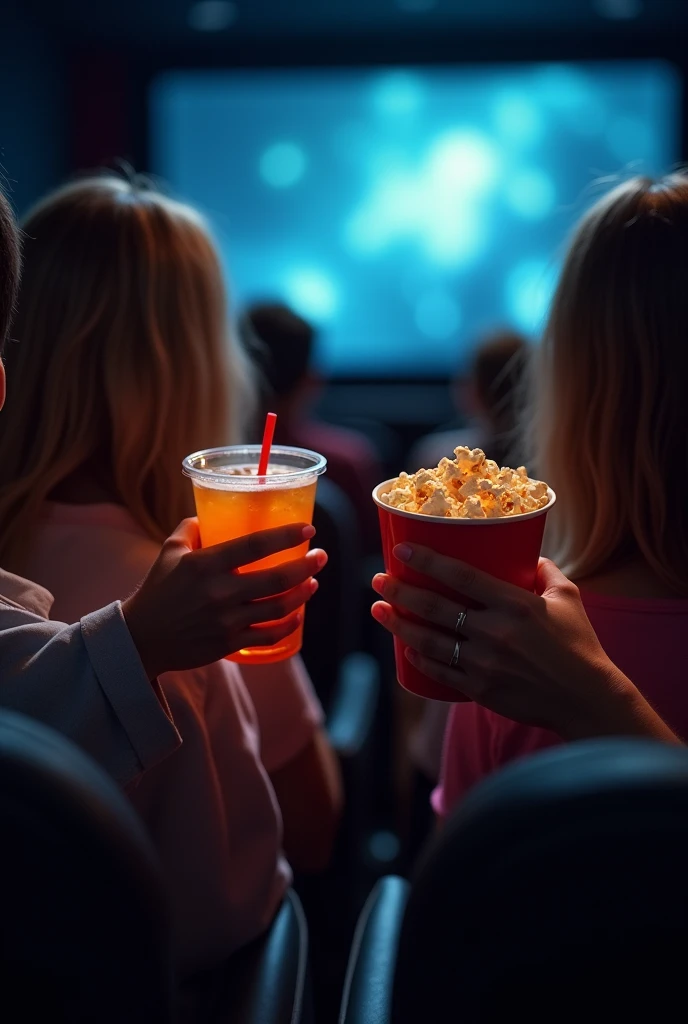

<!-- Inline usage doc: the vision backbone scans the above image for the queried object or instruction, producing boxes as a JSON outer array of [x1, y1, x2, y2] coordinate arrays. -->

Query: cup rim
[[182, 444, 327, 488], [372, 478, 556, 525]]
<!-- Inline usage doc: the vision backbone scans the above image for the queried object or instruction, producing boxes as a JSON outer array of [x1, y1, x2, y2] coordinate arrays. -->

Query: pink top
[[434, 590, 688, 819], [23, 502, 324, 977]]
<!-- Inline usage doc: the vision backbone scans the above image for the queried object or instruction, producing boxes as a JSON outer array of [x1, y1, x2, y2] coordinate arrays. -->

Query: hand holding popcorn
[[372, 450, 554, 701]]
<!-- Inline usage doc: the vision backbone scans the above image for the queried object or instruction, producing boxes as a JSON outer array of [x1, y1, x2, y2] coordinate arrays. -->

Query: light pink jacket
[[6, 502, 323, 977]]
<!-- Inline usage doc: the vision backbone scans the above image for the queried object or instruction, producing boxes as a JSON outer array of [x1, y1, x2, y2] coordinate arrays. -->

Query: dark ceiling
[[30, 0, 688, 43]]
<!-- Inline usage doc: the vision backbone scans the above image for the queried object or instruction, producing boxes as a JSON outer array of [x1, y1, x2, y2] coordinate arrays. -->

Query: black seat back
[[392, 739, 688, 1023], [0, 710, 173, 1023]]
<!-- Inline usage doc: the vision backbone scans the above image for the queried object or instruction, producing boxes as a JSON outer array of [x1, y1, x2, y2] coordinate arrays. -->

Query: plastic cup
[[373, 481, 556, 702], [183, 445, 327, 665]]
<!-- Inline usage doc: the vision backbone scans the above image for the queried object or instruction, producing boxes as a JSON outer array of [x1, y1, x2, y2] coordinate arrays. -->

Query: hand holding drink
[[183, 415, 327, 665], [123, 517, 327, 680]]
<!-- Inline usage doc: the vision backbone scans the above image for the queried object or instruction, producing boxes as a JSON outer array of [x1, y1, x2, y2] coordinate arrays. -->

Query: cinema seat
[[339, 739, 688, 1024], [0, 709, 312, 1023]]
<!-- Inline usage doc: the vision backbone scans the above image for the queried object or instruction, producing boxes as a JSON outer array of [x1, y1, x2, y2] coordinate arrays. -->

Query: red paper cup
[[373, 480, 556, 702]]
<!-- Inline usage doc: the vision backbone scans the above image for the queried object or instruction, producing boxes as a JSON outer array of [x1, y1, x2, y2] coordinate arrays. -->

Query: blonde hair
[[528, 173, 688, 594], [0, 174, 254, 572]]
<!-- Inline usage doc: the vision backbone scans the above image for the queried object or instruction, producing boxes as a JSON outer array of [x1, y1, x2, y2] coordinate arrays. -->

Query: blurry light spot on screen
[[505, 169, 556, 220], [345, 170, 421, 252], [424, 208, 482, 267], [428, 131, 497, 192], [422, 133, 497, 265], [415, 290, 461, 340], [284, 269, 339, 323], [187, 1, 237, 31], [493, 92, 542, 147], [607, 116, 651, 165], [372, 72, 424, 117], [259, 142, 307, 189], [506, 260, 558, 335], [534, 65, 607, 139], [344, 132, 496, 268]]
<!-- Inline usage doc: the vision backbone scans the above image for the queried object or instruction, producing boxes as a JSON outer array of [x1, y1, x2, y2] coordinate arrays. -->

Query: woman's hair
[[528, 172, 688, 593], [0, 185, 20, 352], [0, 173, 254, 571]]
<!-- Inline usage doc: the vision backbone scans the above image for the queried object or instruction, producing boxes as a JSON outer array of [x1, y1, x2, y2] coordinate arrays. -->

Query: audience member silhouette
[[242, 302, 383, 550]]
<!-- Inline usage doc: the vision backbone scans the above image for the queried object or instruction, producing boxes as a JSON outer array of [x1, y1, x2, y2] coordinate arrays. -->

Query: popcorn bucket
[[373, 481, 556, 702]]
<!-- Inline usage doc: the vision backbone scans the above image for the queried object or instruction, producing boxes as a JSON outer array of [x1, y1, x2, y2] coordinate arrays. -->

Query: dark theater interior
[[2, 1, 688, 1021]]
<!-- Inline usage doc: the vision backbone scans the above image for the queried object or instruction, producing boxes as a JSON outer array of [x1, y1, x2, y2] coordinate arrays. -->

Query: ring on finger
[[449, 639, 462, 669], [454, 607, 468, 634]]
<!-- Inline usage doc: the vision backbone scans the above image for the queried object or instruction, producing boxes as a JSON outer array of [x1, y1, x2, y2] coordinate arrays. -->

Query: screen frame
[[106, 30, 688, 385]]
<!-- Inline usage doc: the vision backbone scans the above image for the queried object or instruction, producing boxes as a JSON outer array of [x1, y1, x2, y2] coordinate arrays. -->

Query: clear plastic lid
[[182, 445, 327, 491]]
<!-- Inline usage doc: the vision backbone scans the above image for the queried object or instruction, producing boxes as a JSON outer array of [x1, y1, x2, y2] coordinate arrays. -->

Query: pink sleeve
[[432, 703, 562, 821], [238, 655, 325, 774]]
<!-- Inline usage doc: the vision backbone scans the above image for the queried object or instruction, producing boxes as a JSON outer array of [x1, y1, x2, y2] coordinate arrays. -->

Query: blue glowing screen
[[151, 62, 680, 376]]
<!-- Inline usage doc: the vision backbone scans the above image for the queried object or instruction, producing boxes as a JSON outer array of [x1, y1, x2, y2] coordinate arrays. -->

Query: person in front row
[[408, 327, 529, 473], [241, 302, 383, 552], [373, 173, 688, 813], [0, 175, 341, 984]]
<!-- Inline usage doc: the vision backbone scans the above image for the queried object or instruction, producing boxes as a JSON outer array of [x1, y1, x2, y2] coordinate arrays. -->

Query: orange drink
[[182, 445, 327, 664]]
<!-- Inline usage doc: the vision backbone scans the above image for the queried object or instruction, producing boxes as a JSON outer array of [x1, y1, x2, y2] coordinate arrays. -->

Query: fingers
[[233, 610, 304, 652], [238, 549, 327, 601], [403, 649, 471, 702], [371, 600, 458, 666], [165, 517, 202, 553], [371, 602, 489, 704], [235, 578, 318, 627], [372, 573, 479, 638], [392, 543, 524, 607], [534, 557, 580, 600], [203, 523, 317, 571]]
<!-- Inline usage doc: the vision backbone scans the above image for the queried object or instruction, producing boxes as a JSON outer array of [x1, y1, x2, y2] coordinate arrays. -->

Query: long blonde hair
[[529, 173, 688, 593], [0, 174, 253, 572]]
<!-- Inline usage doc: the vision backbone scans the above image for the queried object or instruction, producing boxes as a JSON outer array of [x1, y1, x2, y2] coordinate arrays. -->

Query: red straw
[[257, 411, 277, 477]]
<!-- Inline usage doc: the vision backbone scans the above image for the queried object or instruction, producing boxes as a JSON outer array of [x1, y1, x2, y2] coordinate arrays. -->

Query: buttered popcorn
[[380, 447, 549, 519]]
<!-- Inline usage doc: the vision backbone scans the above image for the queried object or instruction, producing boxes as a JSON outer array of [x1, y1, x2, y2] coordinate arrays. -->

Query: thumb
[[164, 517, 202, 553], [534, 557, 574, 597]]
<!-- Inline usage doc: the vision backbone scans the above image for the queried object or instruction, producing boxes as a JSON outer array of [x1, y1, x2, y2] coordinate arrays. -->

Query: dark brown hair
[[471, 329, 528, 427], [243, 302, 314, 398]]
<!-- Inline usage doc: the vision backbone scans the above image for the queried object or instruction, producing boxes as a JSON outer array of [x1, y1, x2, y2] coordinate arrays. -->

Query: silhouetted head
[[241, 302, 316, 415], [465, 329, 528, 431]]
